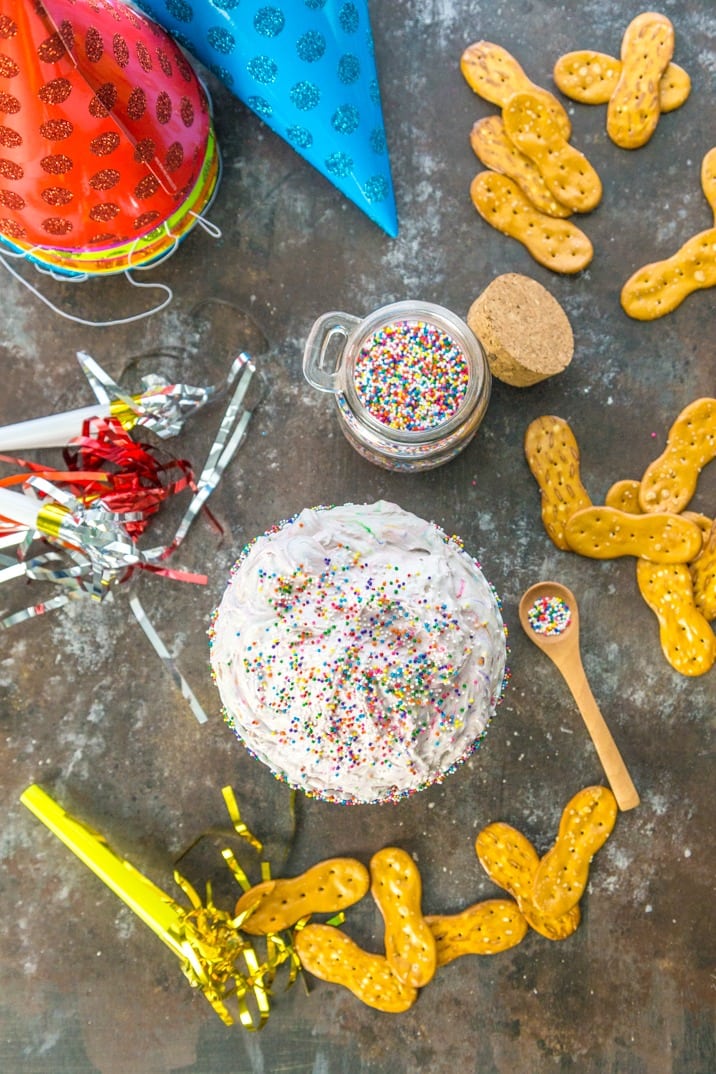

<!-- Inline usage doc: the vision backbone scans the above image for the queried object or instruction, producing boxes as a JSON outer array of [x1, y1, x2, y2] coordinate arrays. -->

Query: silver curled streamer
[[0, 354, 264, 725], [77, 350, 249, 440], [128, 595, 209, 725], [144, 354, 261, 560]]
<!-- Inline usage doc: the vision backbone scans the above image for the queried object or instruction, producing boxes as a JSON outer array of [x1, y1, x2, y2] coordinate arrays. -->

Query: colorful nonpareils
[[527, 594, 572, 635], [353, 319, 470, 431]]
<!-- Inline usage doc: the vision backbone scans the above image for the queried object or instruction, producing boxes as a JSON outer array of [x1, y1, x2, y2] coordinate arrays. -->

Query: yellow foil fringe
[[20, 784, 299, 1029]]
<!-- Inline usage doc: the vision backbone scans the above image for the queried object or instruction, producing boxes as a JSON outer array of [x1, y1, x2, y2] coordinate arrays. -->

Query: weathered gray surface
[[1, 3, 714, 1073]]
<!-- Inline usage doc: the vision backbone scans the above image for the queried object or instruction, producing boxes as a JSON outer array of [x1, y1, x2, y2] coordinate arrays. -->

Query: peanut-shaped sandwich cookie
[[690, 519, 716, 622], [234, 857, 370, 934], [553, 50, 690, 113], [604, 477, 715, 673], [460, 39, 570, 138], [426, 899, 527, 964], [621, 228, 716, 320], [475, 822, 580, 941], [470, 116, 572, 218], [564, 505, 703, 564], [503, 92, 603, 214], [471, 172, 593, 274], [607, 12, 675, 149], [636, 560, 716, 677], [524, 416, 593, 550], [370, 847, 436, 989], [531, 786, 618, 919], [638, 398, 716, 514], [294, 924, 418, 1013], [702, 148, 716, 224], [604, 478, 642, 514], [605, 480, 713, 532]]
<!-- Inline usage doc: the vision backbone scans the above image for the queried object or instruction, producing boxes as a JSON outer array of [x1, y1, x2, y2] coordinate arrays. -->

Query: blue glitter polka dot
[[304, 0, 326, 8], [209, 63, 234, 87], [369, 127, 387, 154], [290, 80, 320, 110], [369, 78, 380, 105], [165, 0, 193, 22], [287, 125, 313, 148], [248, 95, 273, 117], [325, 151, 353, 177], [172, 32, 195, 52], [332, 103, 359, 134], [337, 53, 360, 84], [207, 27, 236, 55], [365, 176, 389, 203], [254, 7, 285, 37], [247, 55, 278, 84], [296, 30, 326, 63], [212, 0, 240, 10], [339, 3, 359, 33]]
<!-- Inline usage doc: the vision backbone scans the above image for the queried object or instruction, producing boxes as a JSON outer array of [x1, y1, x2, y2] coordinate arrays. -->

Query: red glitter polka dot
[[0, 54, 19, 78], [134, 210, 160, 230], [0, 218, 25, 238], [180, 97, 194, 127], [156, 48, 172, 77], [40, 154, 72, 176], [38, 78, 71, 105], [40, 119, 74, 141], [90, 131, 120, 156], [89, 167, 120, 191], [176, 55, 193, 83], [0, 126, 21, 148], [0, 158, 23, 179], [38, 33, 66, 64], [0, 16, 17, 40], [57, 20, 75, 53], [134, 175, 159, 199], [112, 33, 129, 68], [155, 91, 172, 125], [0, 91, 20, 113], [165, 142, 183, 172], [85, 27, 103, 64], [0, 189, 24, 209], [89, 202, 120, 221], [134, 137, 156, 164], [41, 186, 73, 206], [87, 232, 119, 245], [135, 40, 152, 71], [41, 217, 73, 236], [127, 87, 146, 120]]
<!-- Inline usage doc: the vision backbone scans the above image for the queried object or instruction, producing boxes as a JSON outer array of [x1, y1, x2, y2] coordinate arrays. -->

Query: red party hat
[[0, 0, 215, 262]]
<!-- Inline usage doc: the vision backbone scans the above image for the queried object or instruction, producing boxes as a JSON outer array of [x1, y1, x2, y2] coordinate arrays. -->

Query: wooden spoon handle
[[560, 662, 640, 811]]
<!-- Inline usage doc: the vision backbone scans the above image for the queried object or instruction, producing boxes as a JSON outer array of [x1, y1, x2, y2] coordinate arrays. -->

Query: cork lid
[[467, 274, 574, 387]]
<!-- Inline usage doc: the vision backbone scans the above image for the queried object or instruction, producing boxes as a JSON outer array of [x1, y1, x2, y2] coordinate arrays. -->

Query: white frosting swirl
[[210, 501, 507, 804]]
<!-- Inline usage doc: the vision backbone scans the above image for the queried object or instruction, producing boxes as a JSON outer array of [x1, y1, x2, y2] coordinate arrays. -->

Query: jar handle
[[303, 311, 360, 392]]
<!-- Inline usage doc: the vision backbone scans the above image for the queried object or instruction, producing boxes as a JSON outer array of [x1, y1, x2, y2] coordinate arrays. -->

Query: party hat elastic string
[[0, 252, 174, 328]]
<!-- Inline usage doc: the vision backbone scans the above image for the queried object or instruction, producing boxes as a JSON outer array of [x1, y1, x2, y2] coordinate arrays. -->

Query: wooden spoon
[[519, 581, 640, 811]]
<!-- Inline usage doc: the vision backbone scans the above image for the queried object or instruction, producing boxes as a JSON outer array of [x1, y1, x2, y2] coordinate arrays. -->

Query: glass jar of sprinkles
[[303, 300, 491, 472]]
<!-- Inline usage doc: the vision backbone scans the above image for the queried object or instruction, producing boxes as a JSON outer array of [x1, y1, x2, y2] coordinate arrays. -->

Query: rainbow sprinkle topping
[[527, 595, 572, 635], [353, 319, 469, 431]]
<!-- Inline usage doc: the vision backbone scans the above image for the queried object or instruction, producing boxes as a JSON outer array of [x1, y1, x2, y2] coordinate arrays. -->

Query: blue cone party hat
[[134, 0, 398, 236]]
